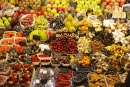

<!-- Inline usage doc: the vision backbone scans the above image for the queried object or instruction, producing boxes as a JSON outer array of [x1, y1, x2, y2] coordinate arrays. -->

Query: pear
[[8, 17, 12, 22], [4, 20, 10, 27]]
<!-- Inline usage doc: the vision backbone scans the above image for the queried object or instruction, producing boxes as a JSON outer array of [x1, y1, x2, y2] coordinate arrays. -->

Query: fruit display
[[7, 74, 19, 86], [0, 17, 11, 27], [50, 16, 64, 30], [105, 73, 121, 87], [0, 75, 8, 86], [34, 16, 48, 30], [64, 13, 77, 32], [18, 0, 41, 9], [0, 0, 130, 87], [50, 36, 77, 54], [89, 73, 106, 87], [20, 14, 34, 27]]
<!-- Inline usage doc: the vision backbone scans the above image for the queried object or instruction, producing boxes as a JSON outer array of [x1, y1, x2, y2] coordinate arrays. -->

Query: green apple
[[85, 1, 90, 5], [83, 5, 88, 9], [92, 2, 97, 5], [80, 1, 84, 5]]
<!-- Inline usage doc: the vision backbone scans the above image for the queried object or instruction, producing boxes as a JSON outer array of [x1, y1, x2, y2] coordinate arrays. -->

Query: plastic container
[[20, 14, 35, 28], [3, 31, 16, 38], [88, 72, 107, 87], [0, 38, 14, 45], [37, 53, 52, 60], [104, 72, 121, 87], [0, 75, 8, 86]]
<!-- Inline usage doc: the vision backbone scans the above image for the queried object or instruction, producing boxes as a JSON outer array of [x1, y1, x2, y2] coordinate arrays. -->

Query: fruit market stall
[[0, 0, 130, 87]]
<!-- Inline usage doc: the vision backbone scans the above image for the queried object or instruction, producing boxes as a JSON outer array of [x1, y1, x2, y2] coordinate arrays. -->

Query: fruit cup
[[3, 31, 16, 38]]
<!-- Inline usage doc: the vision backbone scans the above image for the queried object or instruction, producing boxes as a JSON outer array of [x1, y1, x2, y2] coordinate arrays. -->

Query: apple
[[95, 0, 101, 4], [80, 1, 84, 5], [120, 0, 126, 4], [36, 12, 42, 16], [62, 2, 66, 5], [49, 1, 54, 5], [52, 4, 57, 8], [106, 0, 111, 3], [51, 9, 57, 14], [47, 4, 52, 8], [57, 7, 63, 12], [119, 3, 124, 7], [106, 5, 111, 9], [58, 4, 62, 8], [77, 5, 82, 9], [55, 1, 60, 5], [30, 10, 35, 14], [108, 2, 113, 6], [18, 9, 23, 14], [102, 2, 107, 5], [92, 2, 97, 5], [23, 9, 29, 14], [114, 2, 119, 6], [13, 12, 19, 17], [116, 0, 121, 3], [47, 8, 51, 12]]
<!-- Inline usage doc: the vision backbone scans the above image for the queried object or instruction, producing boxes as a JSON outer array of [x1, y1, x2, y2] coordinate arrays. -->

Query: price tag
[[19, 41, 27, 46], [33, 35, 40, 41]]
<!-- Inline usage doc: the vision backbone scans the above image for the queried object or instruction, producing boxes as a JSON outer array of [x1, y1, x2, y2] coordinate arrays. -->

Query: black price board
[[33, 35, 40, 41]]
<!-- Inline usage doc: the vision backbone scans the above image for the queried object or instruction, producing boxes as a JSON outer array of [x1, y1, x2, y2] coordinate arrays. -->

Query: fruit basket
[[20, 14, 35, 28], [3, 31, 16, 38]]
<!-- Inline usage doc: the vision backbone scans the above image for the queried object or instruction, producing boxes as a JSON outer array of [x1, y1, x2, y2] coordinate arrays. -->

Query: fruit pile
[[50, 16, 64, 30], [0, 17, 11, 27], [20, 14, 34, 27], [50, 36, 77, 54]]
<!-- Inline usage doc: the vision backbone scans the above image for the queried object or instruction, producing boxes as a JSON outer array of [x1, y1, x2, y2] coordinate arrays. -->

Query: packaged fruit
[[0, 38, 14, 45], [3, 31, 16, 38], [37, 53, 52, 60], [11, 64, 23, 74]]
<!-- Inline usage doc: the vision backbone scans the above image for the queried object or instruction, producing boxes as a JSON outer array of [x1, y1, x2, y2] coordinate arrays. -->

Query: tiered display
[[0, 0, 130, 87]]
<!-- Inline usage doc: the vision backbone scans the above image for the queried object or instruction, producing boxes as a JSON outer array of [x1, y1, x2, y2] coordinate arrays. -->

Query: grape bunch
[[50, 16, 64, 30], [34, 16, 48, 30]]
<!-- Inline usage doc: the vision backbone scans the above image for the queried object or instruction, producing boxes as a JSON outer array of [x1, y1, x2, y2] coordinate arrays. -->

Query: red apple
[[49, 1, 54, 5], [106, 5, 111, 9], [114, 2, 119, 6], [116, 0, 121, 3], [119, 3, 124, 7], [102, 2, 107, 5], [108, 2, 114, 6], [57, 7, 63, 12], [106, 0, 111, 3], [23, 9, 29, 14], [120, 0, 126, 4], [18, 9, 23, 14], [13, 12, 19, 17], [36, 11, 42, 16]]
